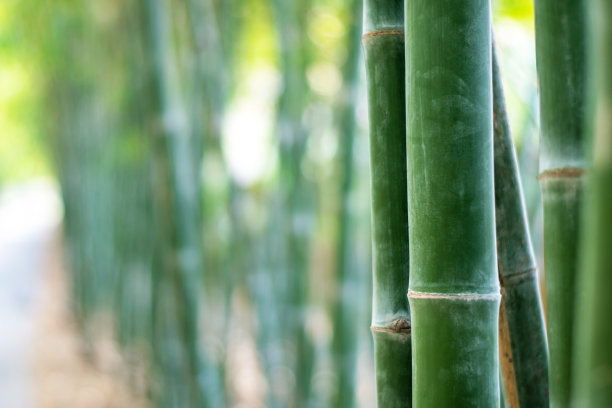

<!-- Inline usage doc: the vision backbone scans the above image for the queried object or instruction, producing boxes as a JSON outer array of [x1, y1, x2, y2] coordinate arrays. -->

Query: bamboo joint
[[361, 30, 404, 41], [538, 167, 585, 180], [371, 317, 411, 335], [408, 290, 500, 301]]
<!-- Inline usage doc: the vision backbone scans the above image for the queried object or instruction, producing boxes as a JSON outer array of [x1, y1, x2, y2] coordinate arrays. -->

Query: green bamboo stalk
[[143, 0, 208, 406], [405, 1, 500, 406], [114, 3, 156, 351], [363, 1, 411, 406], [572, 1, 612, 406], [330, 1, 362, 407], [492, 44, 549, 408], [270, 1, 315, 406], [534, 1, 587, 406], [43, 4, 122, 339], [183, 1, 239, 404]]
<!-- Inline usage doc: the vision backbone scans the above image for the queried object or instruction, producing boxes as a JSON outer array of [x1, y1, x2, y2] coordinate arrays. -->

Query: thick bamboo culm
[[534, 0, 587, 406], [362, 0, 411, 406], [405, 1, 500, 406], [572, 1, 612, 406], [492, 44, 549, 408]]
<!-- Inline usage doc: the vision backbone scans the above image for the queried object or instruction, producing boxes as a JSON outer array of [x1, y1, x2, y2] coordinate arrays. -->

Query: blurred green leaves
[[0, 2, 50, 185], [494, 0, 534, 24]]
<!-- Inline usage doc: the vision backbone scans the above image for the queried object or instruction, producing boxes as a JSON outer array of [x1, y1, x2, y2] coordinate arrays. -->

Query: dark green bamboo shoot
[[406, 1, 500, 406], [534, 1, 587, 406], [572, 1, 612, 406], [363, 0, 411, 406], [493, 45, 549, 408]]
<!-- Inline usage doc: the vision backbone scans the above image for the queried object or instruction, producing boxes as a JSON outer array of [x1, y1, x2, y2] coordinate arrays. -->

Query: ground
[[0, 181, 146, 408]]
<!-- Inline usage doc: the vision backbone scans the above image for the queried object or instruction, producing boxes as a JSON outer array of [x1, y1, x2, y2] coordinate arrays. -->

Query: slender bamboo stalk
[[363, 1, 411, 406], [181, 1, 233, 404], [406, 1, 500, 406], [114, 2, 156, 352], [143, 0, 208, 405], [330, 1, 362, 407], [534, 1, 587, 406], [492, 44, 549, 408], [572, 1, 612, 406], [270, 1, 315, 405], [42, 4, 123, 343]]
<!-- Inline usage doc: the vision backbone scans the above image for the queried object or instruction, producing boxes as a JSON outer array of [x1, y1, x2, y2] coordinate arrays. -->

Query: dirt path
[[0, 181, 60, 408], [32, 226, 148, 408], [0, 181, 147, 408]]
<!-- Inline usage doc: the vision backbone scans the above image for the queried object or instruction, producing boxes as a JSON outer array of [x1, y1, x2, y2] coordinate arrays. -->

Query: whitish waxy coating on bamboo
[[406, 0, 500, 406], [363, 0, 403, 33], [364, 0, 411, 406]]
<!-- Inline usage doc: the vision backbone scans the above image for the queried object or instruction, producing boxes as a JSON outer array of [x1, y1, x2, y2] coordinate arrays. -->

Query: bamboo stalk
[[363, 1, 411, 406], [572, 1, 612, 406], [406, 1, 500, 406], [492, 44, 549, 408], [534, 0, 587, 406], [181, 0, 234, 404], [114, 2, 156, 351], [270, 1, 315, 405], [143, 0, 208, 405], [330, 1, 362, 407]]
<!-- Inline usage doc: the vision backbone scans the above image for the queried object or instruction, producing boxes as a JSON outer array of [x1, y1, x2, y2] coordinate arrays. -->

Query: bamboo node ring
[[361, 30, 404, 41], [408, 290, 500, 301]]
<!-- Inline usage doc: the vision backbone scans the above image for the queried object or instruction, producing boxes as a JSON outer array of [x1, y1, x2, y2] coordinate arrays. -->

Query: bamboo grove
[[18, 0, 372, 406], [361, 0, 610, 406], [2, 0, 610, 406]]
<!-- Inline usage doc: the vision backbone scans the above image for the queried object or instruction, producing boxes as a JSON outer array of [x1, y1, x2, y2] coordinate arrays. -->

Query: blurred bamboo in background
[[573, 0, 612, 406], [534, 1, 587, 406]]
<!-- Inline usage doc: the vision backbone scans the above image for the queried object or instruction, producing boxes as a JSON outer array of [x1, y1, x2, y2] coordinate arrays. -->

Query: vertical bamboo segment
[[534, 1, 587, 406], [492, 45, 549, 408], [573, 1, 612, 406], [144, 0, 207, 406], [331, 1, 362, 407], [363, 0, 411, 406], [406, 1, 500, 406], [270, 1, 315, 405]]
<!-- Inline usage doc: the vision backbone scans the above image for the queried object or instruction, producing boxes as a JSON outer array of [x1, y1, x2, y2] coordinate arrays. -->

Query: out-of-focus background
[[0, 0, 540, 407]]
